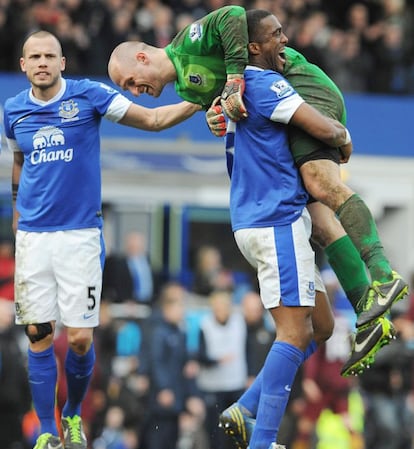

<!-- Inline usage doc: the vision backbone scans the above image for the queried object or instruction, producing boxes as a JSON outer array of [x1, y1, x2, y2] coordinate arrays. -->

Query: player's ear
[[20, 57, 26, 73], [136, 52, 149, 64], [248, 42, 261, 55]]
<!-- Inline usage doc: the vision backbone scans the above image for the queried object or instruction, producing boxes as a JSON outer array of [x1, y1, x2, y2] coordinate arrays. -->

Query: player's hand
[[220, 74, 248, 121], [206, 96, 227, 137]]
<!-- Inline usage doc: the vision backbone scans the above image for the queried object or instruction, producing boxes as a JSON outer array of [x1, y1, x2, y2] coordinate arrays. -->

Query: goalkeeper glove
[[206, 97, 227, 137], [220, 74, 248, 121]]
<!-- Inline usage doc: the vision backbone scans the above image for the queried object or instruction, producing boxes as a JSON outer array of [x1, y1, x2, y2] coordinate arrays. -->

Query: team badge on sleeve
[[99, 82, 118, 94], [270, 80, 294, 98], [189, 23, 203, 42]]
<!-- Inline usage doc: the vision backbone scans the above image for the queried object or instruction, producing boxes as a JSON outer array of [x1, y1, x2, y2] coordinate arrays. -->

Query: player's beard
[[31, 72, 61, 92]]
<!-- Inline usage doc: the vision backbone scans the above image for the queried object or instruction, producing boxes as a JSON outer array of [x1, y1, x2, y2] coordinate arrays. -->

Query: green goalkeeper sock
[[336, 194, 393, 283], [325, 235, 370, 313]]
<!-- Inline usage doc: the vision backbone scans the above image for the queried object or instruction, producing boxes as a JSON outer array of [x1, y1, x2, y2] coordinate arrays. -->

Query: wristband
[[12, 183, 18, 201], [344, 128, 351, 145]]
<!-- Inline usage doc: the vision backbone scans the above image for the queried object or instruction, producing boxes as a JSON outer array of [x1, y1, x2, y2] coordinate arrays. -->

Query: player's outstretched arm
[[119, 101, 202, 131], [214, 6, 249, 121], [290, 102, 352, 161]]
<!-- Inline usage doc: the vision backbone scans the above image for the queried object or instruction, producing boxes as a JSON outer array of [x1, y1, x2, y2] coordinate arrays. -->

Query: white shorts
[[234, 209, 317, 309], [14, 228, 104, 328]]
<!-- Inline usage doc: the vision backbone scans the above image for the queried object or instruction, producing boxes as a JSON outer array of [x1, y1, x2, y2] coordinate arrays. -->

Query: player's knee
[[313, 325, 333, 345], [311, 224, 330, 248], [67, 328, 93, 355], [25, 322, 54, 343], [313, 314, 334, 345]]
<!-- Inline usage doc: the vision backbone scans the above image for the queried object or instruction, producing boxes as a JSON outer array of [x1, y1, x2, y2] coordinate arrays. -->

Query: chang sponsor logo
[[30, 125, 73, 165], [31, 148, 73, 165]]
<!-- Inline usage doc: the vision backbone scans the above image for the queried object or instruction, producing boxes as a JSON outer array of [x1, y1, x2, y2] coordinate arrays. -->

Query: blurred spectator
[[371, 21, 411, 93], [109, 7, 139, 48], [140, 3, 175, 47], [358, 308, 414, 449], [0, 299, 31, 449], [288, 11, 329, 69], [142, 281, 204, 449], [0, 238, 14, 301], [0, 0, 412, 95], [103, 231, 154, 304], [322, 29, 371, 92], [196, 289, 247, 449], [0, 5, 14, 71], [192, 245, 234, 297], [53, 10, 90, 74], [93, 405, 139, 449]]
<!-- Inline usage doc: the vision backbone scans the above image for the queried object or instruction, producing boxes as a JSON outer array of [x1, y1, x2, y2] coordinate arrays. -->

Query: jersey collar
[[29, 78, 67, 105]]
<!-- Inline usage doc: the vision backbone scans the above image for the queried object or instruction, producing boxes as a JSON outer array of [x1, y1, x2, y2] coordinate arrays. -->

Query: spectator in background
[[372, 21, 410, 93], [192, 245, 234, 297], [53, 9, 90, 74], [196, 289, 247, 449], [0, 238, 15, 301], [358, 307, 414, 449], [140, 4, 175, 47], [0, 299, 31, 449], [142, 282, 204, 449], [322, 29, 371, 92], [92, 405, 139, 449], [103, 231, 154, 304], [0, 5, 15, 71], [0, 0, 413, 95]]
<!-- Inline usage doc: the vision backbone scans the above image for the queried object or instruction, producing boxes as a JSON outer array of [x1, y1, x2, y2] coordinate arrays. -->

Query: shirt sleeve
[[104, 94, 132, 123], [209, 6, 248, 75], [254, 73, 305, 124], [270, 94, 304, 124], [6, 137, 20, 153]]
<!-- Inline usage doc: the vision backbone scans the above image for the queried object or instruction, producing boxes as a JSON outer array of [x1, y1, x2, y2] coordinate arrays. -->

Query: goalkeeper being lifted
[[108, 5, 249, 122]]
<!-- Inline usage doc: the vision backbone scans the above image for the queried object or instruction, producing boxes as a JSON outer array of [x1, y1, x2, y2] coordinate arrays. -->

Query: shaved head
[[22, 30, 63, 58], [108, 41, 148, 84], [107, 40, 176, 97]]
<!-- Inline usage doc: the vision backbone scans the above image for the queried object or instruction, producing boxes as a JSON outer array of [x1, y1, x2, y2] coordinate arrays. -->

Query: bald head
[[108, 41, 149, 84], [107, 41, 176, 97]]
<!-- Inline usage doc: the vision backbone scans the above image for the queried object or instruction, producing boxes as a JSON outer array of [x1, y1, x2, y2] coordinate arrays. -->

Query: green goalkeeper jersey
[[165, 5, 248, 108], [284, 46, 347, 125]]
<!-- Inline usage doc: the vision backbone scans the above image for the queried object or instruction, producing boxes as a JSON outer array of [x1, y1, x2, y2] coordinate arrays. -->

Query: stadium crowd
[[0, 0, 414, 94], [1, 235, 414, 449]]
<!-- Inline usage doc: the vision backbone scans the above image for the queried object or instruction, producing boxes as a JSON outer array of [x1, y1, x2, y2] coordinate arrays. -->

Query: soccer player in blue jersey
[[3, 30, 201, 449], [207, 13, 354, 449]]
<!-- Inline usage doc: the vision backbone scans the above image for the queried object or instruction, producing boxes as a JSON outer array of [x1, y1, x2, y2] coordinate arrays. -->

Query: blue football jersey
[[227, 66, 309, 231], [4, 78, 130, 231]]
